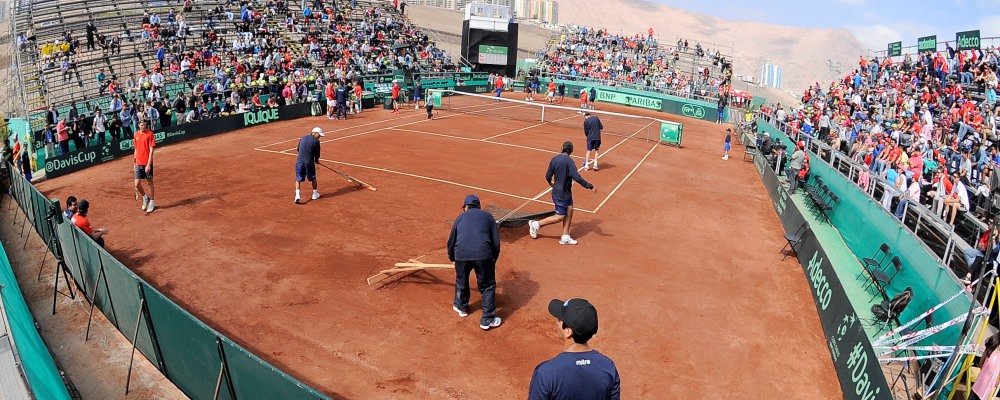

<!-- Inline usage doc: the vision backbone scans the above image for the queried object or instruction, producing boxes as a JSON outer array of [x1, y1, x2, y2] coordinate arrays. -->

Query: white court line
[[255, 100, 514, 150], [480, 114, 580, 141], [276, 102, 530, 152], [593, 142, 659, 213], [388, 128, 585, 159], [254, 148, 596, 213]]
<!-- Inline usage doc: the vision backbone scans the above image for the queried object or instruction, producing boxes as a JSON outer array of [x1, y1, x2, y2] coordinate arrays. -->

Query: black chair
[[857, 243, 891, 281], [868, 256, 903, 301], [780, 224, 810, 261], [867, 286, 913, 334]]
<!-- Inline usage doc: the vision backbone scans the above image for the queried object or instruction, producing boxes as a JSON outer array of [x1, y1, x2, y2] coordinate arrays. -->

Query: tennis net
[[432, 89, 679, 142]]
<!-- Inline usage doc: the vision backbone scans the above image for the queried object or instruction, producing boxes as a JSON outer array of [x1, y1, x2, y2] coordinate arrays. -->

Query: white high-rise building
[[760, 62, 782, 89], [535, 0, 557, 24]]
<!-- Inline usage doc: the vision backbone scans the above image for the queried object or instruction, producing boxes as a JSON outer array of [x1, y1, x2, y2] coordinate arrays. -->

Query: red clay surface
[[37, 94, 842, 399]]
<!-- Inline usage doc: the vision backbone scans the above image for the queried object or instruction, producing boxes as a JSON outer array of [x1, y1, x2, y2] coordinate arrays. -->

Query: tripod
[[39, 205, 75, 315]]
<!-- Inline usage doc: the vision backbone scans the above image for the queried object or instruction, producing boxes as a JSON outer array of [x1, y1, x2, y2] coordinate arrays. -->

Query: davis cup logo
[[681, 104, 705, 118]]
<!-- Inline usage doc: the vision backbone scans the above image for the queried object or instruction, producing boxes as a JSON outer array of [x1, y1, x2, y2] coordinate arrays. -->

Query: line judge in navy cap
[[447, 194, 502, 330], [529, 298, 620, 399]]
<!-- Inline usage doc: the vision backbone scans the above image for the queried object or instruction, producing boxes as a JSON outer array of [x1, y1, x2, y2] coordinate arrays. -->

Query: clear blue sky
[[649, 0, 1000, 52]]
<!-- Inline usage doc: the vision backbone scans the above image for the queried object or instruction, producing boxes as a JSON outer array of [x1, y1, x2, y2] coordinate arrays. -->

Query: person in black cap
[[529, 298, 620, 399], [447, 194, 502, 330], [529, 141, 595, 245]]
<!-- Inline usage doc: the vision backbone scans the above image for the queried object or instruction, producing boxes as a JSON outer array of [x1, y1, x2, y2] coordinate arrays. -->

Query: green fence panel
[[74, 228, 113, 317], [0, 237, 71, 399], [98, 254, 160, 369], [222, 339, 327, 399], [758, 120, 971, 345], [55, 221, 86, 295], [143, 284, 232, 400]]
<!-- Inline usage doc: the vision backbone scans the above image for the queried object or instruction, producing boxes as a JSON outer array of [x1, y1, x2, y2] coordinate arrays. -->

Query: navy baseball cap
[[463, 194, 480, 208], [548, 298, 598, 336]]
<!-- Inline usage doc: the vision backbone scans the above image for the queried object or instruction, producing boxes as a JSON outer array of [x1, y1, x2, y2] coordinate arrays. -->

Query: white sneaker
[[141, 196, 149, 211], [294, 196, 301, 204], [480, 317, 502, 330], [559, 235, 578, 245], [145, 200, 155, 213], [312, 191, 321, 200], [452, 305, 468, 318], [529, 220, 539, 239], [722, 155, 729, 160]]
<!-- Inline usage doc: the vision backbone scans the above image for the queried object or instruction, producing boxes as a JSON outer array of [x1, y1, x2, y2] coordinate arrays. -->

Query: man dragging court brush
[[294, 127, 325, 204], [529, 142, 595, 245]]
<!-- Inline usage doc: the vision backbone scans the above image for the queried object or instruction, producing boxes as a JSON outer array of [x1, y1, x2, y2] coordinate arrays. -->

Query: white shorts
[[548, 91, 555, 97], [326, 98, 335, 106]]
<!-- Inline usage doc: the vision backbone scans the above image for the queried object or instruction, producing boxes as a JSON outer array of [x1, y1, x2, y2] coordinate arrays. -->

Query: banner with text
[[918, 35, 937, 52], [888, 41, 902, 57], [42, 102, 318, 179], [956, 29, 981, 51], [754, 152, 891, 400]]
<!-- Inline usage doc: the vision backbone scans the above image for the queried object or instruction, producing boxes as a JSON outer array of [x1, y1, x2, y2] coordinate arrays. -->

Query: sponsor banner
[[918, 35, 937, 52], [956, 29, 981, 51], [755, 152, 891, 400], [44, 103, 316, 179], [659, 122, 682, 145], [888, 41, 902, 57], [596, 89, 663, 110]]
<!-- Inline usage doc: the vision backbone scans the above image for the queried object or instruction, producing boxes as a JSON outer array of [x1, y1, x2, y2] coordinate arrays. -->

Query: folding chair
[[856, 243, 891, 281], [867, 256, 902, 301], [866, 287, 913, 334], [780, 224, 809, 261]]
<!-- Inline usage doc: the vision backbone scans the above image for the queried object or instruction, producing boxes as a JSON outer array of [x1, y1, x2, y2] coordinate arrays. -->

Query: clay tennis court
[[35, 94, 842, 399]]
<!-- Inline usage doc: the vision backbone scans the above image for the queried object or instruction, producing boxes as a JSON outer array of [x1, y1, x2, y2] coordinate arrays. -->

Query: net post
[[541, 105, 545, 123]]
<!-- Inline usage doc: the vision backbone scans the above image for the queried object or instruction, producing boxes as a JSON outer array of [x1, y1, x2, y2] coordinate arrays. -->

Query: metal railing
[[538, 72, 723, 103]]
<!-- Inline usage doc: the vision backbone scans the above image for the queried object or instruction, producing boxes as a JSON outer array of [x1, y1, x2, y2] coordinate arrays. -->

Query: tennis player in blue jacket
[[529, 142, 595, 245]]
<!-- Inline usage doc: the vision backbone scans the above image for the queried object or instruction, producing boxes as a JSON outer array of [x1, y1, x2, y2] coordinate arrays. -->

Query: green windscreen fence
[[5, 166, 328, 400], [2, 168, 71, 399], [756, 120, 972, 345]]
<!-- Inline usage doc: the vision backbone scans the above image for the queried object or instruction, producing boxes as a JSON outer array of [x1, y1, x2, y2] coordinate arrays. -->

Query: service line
[[254, 148, 596, 214]]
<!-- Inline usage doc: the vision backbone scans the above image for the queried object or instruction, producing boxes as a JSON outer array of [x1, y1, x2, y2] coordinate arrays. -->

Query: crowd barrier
[[40, 101, 322, 179], [0, 184, 70, 398], [748, 142, 892, 400], [7, 166, 329, 399], [755, 118, 974, 347], [546, 76, 727, 123]]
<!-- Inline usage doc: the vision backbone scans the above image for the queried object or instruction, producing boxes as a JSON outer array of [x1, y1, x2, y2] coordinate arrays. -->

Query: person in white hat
[[294, 127, 326, 204]]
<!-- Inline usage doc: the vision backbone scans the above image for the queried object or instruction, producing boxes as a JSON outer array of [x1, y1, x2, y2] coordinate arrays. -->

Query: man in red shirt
[[73, 200, 108, 248], [133, 121, 157, 213], [390, 79, 401, 114], [325, 81, 336, 120]]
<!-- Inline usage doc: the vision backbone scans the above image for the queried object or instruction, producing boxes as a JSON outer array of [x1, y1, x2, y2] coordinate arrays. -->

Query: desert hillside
[[557, 0, 867, 93]]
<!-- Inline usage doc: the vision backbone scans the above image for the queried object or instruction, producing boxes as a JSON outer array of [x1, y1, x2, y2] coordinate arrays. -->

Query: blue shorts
[[414, 93, 422, 100], [553, 195, 573, 216], [587, 140, 601, 151], [495, 88, 503, 96], [724, 142, 731, 151], [295, 162, 316, 182]]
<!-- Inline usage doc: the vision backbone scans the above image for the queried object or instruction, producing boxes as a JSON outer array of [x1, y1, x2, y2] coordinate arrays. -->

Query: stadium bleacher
[[533, 27, 733, 102]]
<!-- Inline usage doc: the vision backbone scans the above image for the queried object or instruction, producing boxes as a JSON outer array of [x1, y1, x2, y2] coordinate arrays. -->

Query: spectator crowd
[[758, 45, 1000, 282], [536, 27, 732, 101], [13, 0, 457, 161]]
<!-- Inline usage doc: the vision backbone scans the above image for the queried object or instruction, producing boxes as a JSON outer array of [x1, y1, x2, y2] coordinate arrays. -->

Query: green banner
[[478, 45, 508, 55], [887, 41, 902, 57], [659, 122, 682, 146], [956, 29, 981, 50], [428, 90, 443, 107], [595, 89, 663, 110], [917, 35, 937, 52]]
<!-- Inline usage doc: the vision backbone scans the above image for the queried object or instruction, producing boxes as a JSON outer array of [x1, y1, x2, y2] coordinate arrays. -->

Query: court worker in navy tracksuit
[[447, 194, 503, 330]]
